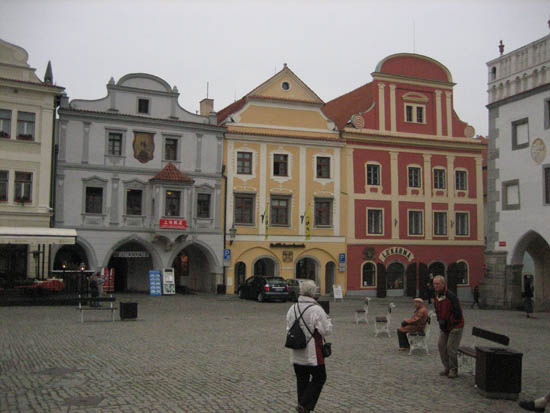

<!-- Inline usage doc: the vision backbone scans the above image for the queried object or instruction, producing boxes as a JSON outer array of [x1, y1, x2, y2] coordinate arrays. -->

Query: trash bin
[[475, 346, 522, 399], [317, 300, 330, 315], [120, 302, 138, 320]]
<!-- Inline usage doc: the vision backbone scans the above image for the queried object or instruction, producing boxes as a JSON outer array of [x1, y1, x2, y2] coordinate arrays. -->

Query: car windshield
[[265, 277, 285, 284]]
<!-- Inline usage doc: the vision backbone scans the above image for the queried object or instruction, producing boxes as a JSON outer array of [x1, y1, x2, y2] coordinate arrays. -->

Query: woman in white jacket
[[286, 280, 333, 413]]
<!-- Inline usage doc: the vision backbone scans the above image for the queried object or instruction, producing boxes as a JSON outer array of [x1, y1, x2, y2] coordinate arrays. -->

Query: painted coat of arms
[[133, 132, 155, 163]]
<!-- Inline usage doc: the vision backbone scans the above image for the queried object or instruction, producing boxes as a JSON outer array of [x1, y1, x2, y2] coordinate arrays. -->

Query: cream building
[[218, 65, 347, 295]]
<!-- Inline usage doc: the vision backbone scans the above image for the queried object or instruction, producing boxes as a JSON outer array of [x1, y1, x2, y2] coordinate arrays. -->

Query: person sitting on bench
[[88, 273, 105, 307], [397, 298, 429, 351]]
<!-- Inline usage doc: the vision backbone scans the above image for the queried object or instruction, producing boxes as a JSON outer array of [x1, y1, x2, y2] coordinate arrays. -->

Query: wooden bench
[[458, 327, 510, 374], [77, 294, 117, 323]]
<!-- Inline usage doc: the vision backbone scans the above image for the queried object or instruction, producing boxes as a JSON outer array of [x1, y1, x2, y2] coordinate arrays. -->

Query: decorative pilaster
[[195, 133, 203, 172], [378, 83, 386, 132]]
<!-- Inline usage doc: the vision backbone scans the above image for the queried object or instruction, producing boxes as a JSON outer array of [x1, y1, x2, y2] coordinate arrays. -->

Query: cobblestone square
[[1, 295, 548, 412]]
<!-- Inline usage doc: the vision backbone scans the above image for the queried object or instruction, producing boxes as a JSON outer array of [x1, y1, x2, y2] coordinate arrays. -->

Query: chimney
[[200, 98, 214, 116]]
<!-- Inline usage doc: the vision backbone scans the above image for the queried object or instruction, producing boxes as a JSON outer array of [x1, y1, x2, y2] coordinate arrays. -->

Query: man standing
[[433, 275, 464, 378]]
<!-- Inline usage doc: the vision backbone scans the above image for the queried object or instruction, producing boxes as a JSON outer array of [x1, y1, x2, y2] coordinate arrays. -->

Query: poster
[[149, 270, 162, 296]]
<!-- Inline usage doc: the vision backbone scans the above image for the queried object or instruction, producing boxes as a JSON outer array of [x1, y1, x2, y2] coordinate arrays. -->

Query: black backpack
[[285, 304, 314, 349]]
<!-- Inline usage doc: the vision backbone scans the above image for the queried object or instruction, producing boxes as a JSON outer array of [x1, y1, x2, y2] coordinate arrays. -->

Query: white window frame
[[433, 211, 448, 236], [361, 261, 377, 288], [456, 260, 469, 286], [82, 177, 108, 216], [163, 135, 180, 162], [16, 111, 35, 140], [270, 150, 292, 182], [366, 208, 384, 235], [433, 168, 446, 190], [315, 155, 332, 180], [105, 128, 126, 158], [0, 108, 11, 138], [314, 197, 333, 228], [408, 209, 424, 236], [366, 162, 381, 187], [408, 165, 422, 189], [404, 103, 426, 124], [164, 188, 182, 217], [455, 169, 468, 192], [455, 211, 470, 236], [137, 98, 151, 115], [14, 171, 33, 203]]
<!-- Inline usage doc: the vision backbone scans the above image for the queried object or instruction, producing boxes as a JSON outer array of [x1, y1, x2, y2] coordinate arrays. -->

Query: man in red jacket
[[433, 275, 464, 379]]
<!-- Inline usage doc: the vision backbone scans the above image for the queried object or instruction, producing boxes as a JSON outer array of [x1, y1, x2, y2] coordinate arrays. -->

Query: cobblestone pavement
[[1, 294, 548, 413]]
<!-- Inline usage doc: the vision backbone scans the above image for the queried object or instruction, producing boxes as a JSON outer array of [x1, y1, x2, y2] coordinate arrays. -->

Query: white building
[[55, 73, 225, 293], [485, 33, 550, 310]]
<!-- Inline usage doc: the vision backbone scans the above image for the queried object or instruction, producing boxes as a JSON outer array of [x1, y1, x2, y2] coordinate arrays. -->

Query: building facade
[[324, 54, 485, 301], [218, 65, 347, 295], [54, 73, 225, 292], [0, 39, 72, 283], [486, 34, 550, 310]]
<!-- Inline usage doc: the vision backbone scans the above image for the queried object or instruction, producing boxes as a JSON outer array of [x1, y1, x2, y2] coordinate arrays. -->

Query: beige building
[[218, 64, 347, 295], [0, 39, 74, 282]]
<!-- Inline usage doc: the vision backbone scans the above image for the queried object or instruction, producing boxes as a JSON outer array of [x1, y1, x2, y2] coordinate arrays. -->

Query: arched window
[[361, 262, 376, 287], [456, 261, 468, 285]]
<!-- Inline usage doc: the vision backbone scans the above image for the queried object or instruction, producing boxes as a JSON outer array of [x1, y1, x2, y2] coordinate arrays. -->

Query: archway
[[107, 241, 153, 292], [386, 262, 404, 296], [296, 257, 319, 285], [171, 244, 214, 293], [253, 257, 276, 277], [53, 244, 89, 270], [325, 262, 335, 296], [234, 262, 246, 293], [428, 261, 445, 278]]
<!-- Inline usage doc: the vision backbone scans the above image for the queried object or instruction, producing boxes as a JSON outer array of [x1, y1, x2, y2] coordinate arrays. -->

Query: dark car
[[238, 276, 289, 302]]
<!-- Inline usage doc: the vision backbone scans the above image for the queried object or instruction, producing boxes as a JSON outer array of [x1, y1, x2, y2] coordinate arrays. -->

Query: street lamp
[[229, 225, 237, 246]]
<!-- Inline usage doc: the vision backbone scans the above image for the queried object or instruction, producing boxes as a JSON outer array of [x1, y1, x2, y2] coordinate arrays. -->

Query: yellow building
[[218, 65, 347, 295]]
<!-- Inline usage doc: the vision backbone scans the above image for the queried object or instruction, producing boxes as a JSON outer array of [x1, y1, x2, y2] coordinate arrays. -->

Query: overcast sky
[[2, 0, 549, 137]]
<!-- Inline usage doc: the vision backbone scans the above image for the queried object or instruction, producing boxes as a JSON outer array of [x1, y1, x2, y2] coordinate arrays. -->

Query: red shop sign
[[160, 218, 187, 229], [498, 241, 507, 247]]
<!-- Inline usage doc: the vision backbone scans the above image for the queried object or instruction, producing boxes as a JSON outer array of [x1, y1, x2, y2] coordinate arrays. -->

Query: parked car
[[286, 278, 320, 301], [237, 276, 289, 302]]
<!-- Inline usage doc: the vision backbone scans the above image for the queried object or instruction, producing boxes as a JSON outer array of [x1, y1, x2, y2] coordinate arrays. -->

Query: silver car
[[286, 278, 320, 301]]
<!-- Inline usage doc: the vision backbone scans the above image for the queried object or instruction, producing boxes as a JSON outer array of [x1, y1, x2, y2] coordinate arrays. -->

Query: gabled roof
[[322, 82, 376, 130], [149, 163, 194, 184]]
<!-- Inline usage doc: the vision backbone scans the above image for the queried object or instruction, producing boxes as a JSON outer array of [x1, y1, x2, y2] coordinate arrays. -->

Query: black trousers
[[293, 363, 326, 411], [397, 329, 410, 348]]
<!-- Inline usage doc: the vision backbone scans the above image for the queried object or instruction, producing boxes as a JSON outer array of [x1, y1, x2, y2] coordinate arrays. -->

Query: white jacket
[[286, 296, 333, 366]]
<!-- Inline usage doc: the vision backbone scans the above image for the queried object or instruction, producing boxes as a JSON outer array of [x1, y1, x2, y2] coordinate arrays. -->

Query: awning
[[0, 227, 77, 245]]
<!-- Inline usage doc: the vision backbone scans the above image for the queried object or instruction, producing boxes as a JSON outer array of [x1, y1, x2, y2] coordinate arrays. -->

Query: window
[[544, 166, 550, 205], [271, 196, 290, 226], [14, 172, 32, 202], [165, 138, 178, 161], [456, 261, 468, 285], [455, 170, 467, 191], [408, 167, 421, 188], [433, 169, 446, 189], [433, 211, 447, 236], [138, 99, 150, 114], [197, 193, 211, 218], [512, 118, 529, 150], [0, 109, 11, 138], [107, 132, 122, 156], [545, 98, 550, 129], [234, 194, 254, 224], [404, 104, 425, 123], [502, 179, 520, 210], [408, 210, 423, 235], [85, 187, 103, 214], [237, 152, 252, 174], [165, 190, 181, 216], [273, 154, 288, 177], [366, 164, 380, 186], [0, 171, 7, 201], [367, 209, 383, 234], [16, 112, 35, 140], [314, 198, 332, 226], [362, 262, 376, 287], [455, 212, 469, 236], [316, 156, 330, 179], [126, 189, 142, 215], [416, 106, 424, 123]]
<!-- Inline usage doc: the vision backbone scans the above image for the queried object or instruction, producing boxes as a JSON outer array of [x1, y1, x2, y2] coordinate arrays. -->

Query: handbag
[[322, 339, 332, 358]]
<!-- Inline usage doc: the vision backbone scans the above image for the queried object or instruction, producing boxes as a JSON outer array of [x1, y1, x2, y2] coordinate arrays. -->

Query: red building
[[323, 53, 485, 301]]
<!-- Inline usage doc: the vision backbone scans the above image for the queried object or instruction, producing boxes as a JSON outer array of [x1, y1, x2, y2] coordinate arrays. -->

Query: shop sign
[[160, 218, 187, 229], [114, 251, 150, 258], [498, 241, 507, 247], [378, 247, 414, 262]]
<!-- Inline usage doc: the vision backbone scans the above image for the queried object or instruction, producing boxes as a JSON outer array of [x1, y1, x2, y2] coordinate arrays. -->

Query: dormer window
[[138, 99, 150, 114], [405, 104, 425, 124]]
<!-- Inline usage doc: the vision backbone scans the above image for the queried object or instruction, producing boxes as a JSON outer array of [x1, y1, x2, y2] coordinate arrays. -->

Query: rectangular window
[[502, 179, 520, 210], [545, 166, 550, 205], [455, 170, 467, 191], [434, 211, 447, 236], [456, 212, 469, 236], [367, 209, 383, 234], [85, 187, 103, 214], [366, 164, 380, 186], [15, 172, 32, 202], [107, 132, 122, 156], [316, 157, 330, 179], [545, 98, 550, 129], [408, 210, 423, 235], [126, 189, 142, 215], [138, 99, 150, 114], [16, 112, 35, 140], [512, 118, 529, 149], [0, 171, 7, 201], [197, 193, 211, 218], [314, 198, 332, 226], [405, 104, 425, 123], [416, 106, 424, 123], [406, 105, 413, 122], [237, 152, 252, 174], [273, 154, 288, 177], [408, 167, 421, 188], [165, 138, 178, 161], [271, 196, 290, 226], [234, 194, 254, 224], [165, 190, 181, 217], [433, 169, 446, 189], [0, 109, 11, 138]]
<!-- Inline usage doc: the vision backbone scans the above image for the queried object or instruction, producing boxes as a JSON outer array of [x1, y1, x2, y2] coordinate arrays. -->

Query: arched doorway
[[172, 244, 214, 293], [53, 244, 89, 270], [107, 241, 153, 292], [386, 262, 404, 296], [254, 257, 276, 277], [234, 262, 246, 293], [296, 257, 318, 284], [325, 262, 335, 296], [428, 261, 445, 278]]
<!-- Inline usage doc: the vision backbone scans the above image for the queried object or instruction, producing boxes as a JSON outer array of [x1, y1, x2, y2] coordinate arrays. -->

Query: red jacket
[[434, 288, 464, 332]]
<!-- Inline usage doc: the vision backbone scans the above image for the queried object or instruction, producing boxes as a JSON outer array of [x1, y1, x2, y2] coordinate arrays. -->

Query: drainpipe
[[220, 164, 227, 293], [49, 94, 61, 278]]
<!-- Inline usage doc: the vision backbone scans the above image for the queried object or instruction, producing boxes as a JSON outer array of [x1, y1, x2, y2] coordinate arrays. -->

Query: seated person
[[397, 297, 429, 351]]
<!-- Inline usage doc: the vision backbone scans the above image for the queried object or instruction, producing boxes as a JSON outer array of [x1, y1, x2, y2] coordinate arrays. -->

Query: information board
[[163, 268, 176, 295], [149, 270, 162, 296], [333, 284, 344, 302]]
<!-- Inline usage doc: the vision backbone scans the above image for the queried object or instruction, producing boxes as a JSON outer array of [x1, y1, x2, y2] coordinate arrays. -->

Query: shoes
[[448, 369, 458, 379], [296, 405, 309, 413], [439, 370, 449, 376], [519, 400, 545, 412]]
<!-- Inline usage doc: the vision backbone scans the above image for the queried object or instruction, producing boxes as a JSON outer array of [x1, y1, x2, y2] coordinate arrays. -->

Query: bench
[[458, 327, 510, 374], [77, 294, 117, 323], [407, 310, 436, 355]]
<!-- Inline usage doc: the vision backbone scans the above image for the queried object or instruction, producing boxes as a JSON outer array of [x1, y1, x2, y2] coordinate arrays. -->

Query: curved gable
[[375, 54, 453, 83], [117, 73, 172, 93]]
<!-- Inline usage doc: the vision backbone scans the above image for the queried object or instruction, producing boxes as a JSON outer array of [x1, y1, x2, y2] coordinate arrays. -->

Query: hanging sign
[[160, 218, 187, 229], [378, 247, 414, 262]]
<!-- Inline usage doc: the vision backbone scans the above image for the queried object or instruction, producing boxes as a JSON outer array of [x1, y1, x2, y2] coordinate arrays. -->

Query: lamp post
[[229, 225, 237, 246], [79, 262, 86, 295]]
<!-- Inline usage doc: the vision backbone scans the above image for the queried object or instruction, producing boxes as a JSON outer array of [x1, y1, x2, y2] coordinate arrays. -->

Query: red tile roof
[[216, 97, 246, 125], [322, 82, 376, 130], [150, 163, 194, 184]]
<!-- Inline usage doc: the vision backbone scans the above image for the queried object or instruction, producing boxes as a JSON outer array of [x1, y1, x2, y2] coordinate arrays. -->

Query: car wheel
[[257, 292, 264, 302], [238, 289, 244, 299]]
